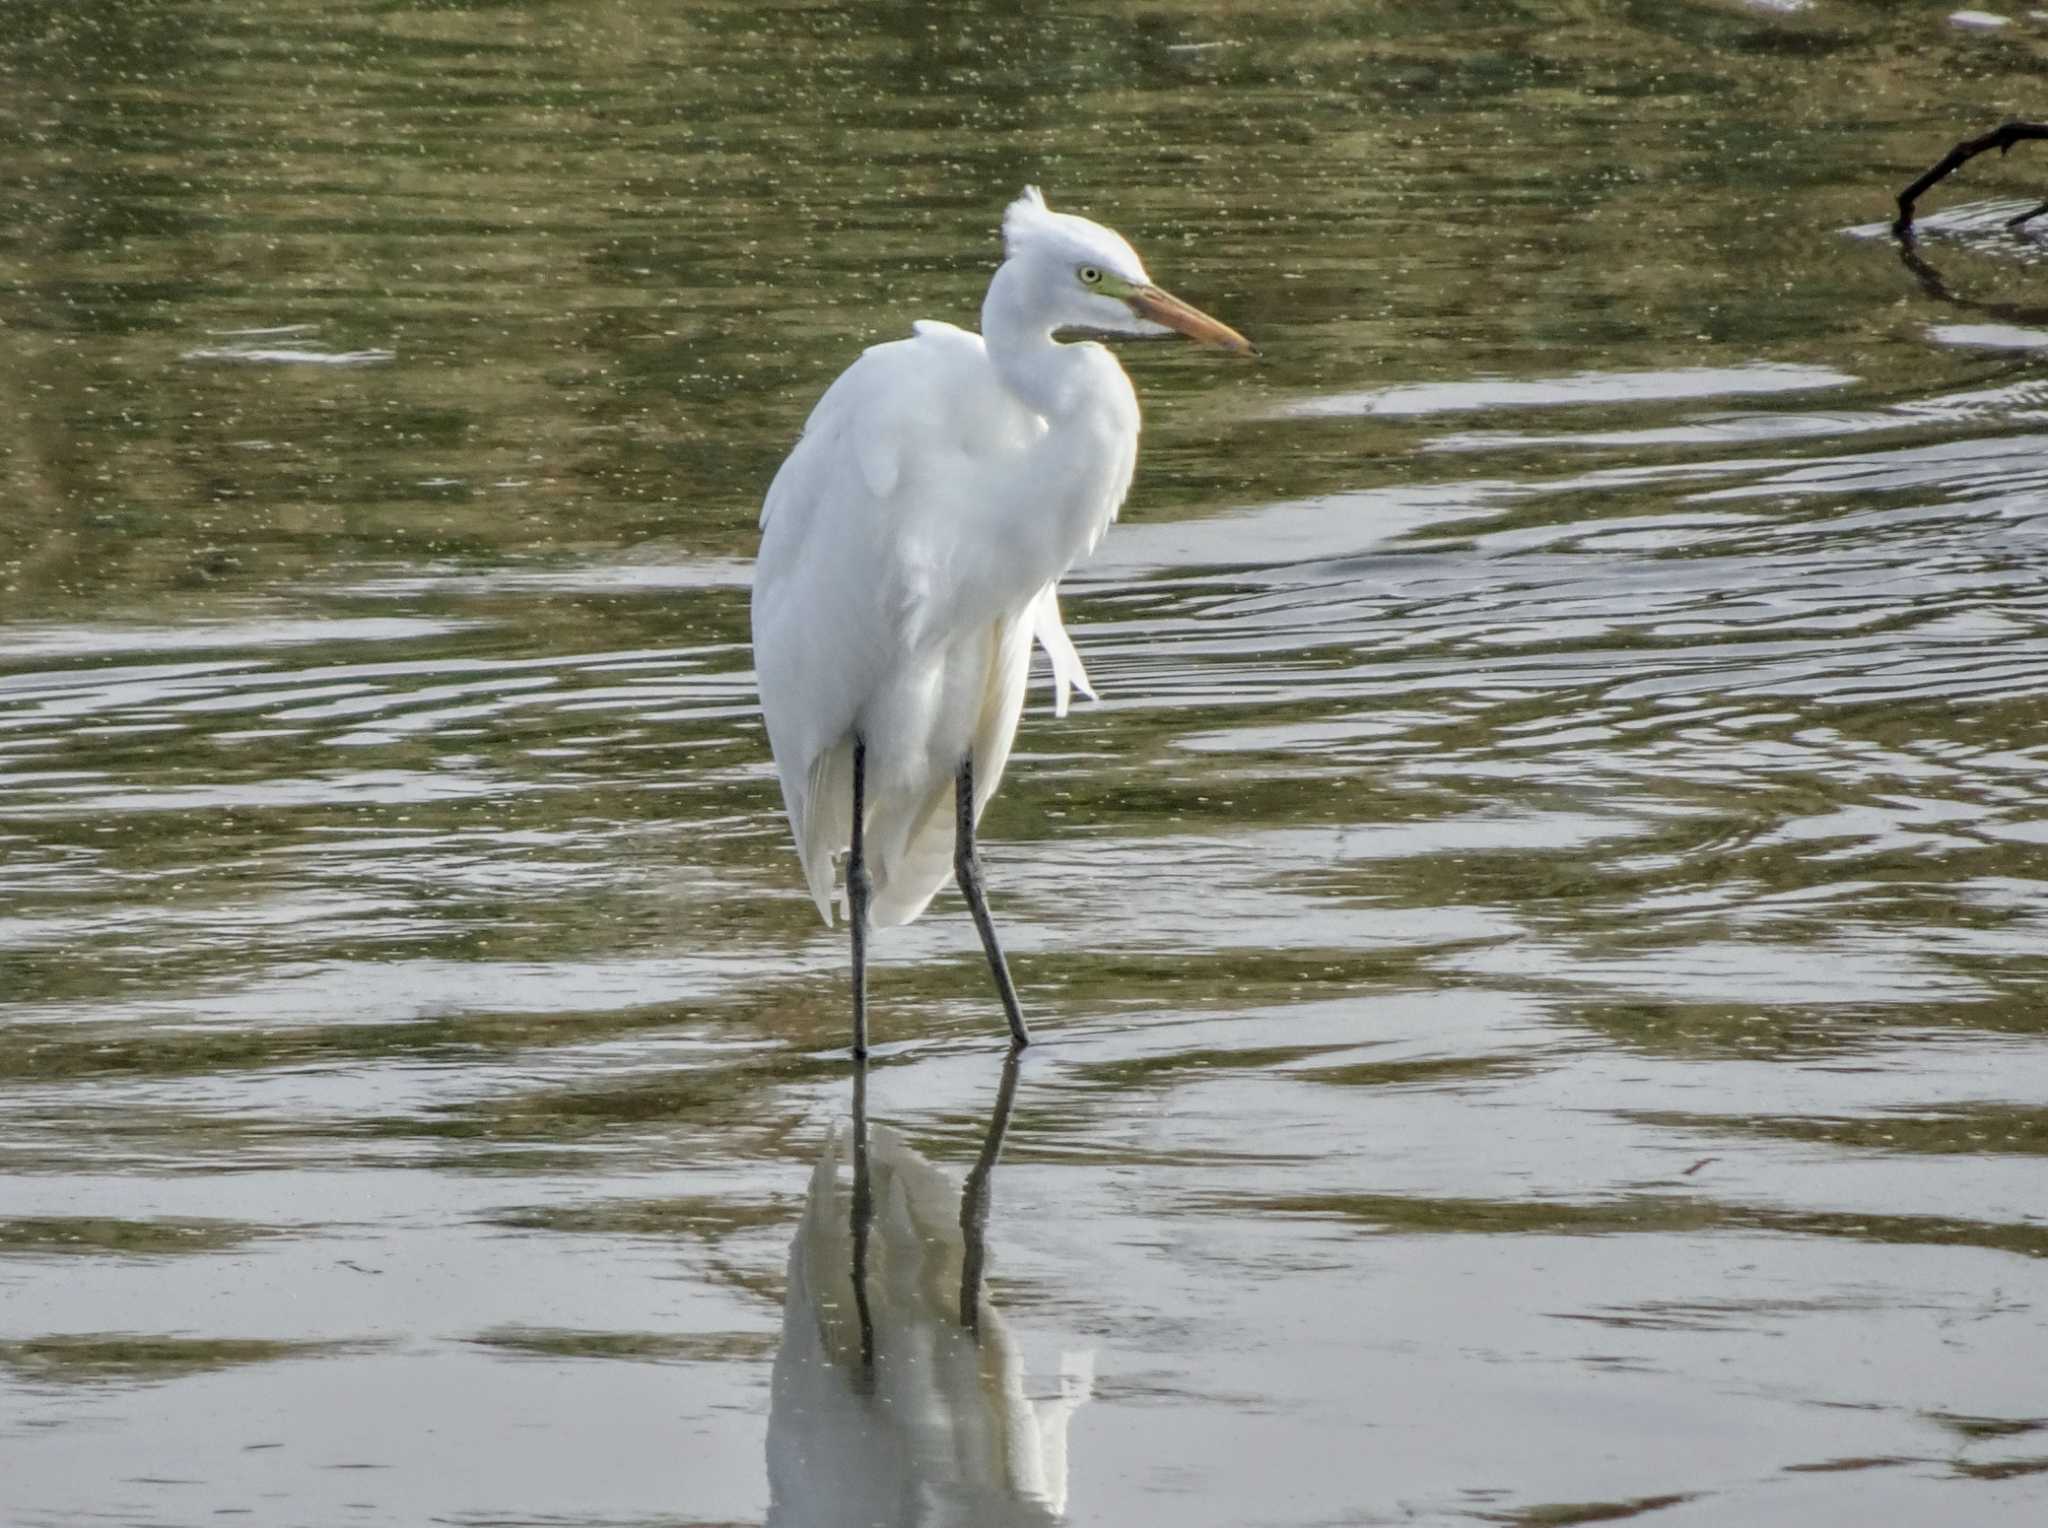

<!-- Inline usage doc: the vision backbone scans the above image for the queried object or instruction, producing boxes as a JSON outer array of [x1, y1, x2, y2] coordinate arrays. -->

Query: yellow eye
[[1078, 266, 1103, 286]]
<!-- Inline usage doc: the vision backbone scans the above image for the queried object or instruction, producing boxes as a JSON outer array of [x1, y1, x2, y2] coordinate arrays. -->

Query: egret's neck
[[981, 260, 1083, 418], [954, 260, 1139, 616]]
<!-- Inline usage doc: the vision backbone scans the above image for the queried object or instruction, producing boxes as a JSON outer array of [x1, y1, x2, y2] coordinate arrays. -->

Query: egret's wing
[[753, 343, 912, 923], [753, 316, 1130, 930], [1027, 583, 1096, 719], [752, 322, 1013, 926]]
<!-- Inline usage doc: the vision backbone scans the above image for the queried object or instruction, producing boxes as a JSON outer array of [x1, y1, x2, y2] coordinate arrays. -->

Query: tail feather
[[1029, 584, 1096, 718], [797, 739, 853, 926], [781, 585, 1092, 931]]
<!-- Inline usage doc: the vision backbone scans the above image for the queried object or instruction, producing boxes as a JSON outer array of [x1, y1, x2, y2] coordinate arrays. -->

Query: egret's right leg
[[954, 753, 1031, 1050], [848, 737, 872, 1058]]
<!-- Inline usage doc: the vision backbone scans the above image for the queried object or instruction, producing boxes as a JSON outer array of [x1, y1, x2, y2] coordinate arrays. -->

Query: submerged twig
[[1894, 121, 2048, 238]]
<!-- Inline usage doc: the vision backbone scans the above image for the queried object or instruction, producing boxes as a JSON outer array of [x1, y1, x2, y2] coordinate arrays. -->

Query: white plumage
[[751, 187, 1252, 1044], [752, 311, 1123, 926]]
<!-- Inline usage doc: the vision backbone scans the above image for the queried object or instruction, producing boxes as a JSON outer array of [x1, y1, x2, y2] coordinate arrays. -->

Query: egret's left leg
[[954, 754, 1030, 1049], [848, 738, 872, 1058]]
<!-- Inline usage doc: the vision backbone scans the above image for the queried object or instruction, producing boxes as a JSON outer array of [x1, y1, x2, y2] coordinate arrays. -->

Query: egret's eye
[[1078, 266, 1103, 286]]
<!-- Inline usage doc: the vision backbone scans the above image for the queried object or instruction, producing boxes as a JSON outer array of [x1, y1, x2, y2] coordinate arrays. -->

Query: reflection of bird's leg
[[958, 1049, 1022, 1335], [848, 737, 872, 1057], [954, 753, 1030, 1049], [849, 1049, 876, 1392]]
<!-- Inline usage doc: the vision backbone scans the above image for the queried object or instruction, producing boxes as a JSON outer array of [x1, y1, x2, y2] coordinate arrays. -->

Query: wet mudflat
[[3, 2, 2047, 1523]]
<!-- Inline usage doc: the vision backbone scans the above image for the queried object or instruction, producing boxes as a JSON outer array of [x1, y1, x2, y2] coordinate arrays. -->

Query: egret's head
[[1000, 186, 1255, 355]]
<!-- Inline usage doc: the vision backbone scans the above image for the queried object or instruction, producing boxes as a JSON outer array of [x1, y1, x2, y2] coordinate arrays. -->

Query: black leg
[[954, 754, 1030, 1049], [848, 738, 871, 1058], [958, 1048, 1022, 1334]]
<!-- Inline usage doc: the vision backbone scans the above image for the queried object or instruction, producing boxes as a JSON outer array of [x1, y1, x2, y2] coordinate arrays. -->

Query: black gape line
[[845, 741, 1032, 1055]]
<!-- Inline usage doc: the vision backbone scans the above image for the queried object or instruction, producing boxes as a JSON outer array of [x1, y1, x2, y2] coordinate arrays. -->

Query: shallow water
[[4, 1, 2048, 1523]]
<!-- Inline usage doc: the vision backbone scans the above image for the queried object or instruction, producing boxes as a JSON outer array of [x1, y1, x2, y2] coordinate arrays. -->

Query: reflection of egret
[[751, 188, 1254, 1055], [766, 1057, 1093, 1526]]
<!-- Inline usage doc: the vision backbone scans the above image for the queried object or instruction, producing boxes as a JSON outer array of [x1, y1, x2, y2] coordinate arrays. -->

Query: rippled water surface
[[5, 2, 2048, 1524]]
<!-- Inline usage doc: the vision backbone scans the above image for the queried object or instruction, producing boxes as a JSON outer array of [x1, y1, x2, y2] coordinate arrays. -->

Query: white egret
[[751, 187, 1253, 1055]]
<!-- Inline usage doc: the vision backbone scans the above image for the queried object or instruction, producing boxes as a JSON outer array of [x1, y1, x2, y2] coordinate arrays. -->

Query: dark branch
[[2010, 196, 2048, 231], [1895, 121, 2048, 238]]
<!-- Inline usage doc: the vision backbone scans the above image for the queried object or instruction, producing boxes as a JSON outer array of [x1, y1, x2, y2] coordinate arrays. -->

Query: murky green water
[[5, 1, 2048, 1523]]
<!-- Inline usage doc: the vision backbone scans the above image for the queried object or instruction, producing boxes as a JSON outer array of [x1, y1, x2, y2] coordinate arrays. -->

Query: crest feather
[[1002, 184, 1057, 255], [996, 184, 1151, 284]]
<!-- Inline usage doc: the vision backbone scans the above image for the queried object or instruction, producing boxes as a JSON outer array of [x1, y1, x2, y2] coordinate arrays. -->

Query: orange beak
[[1125, 284, 1258, 356]]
